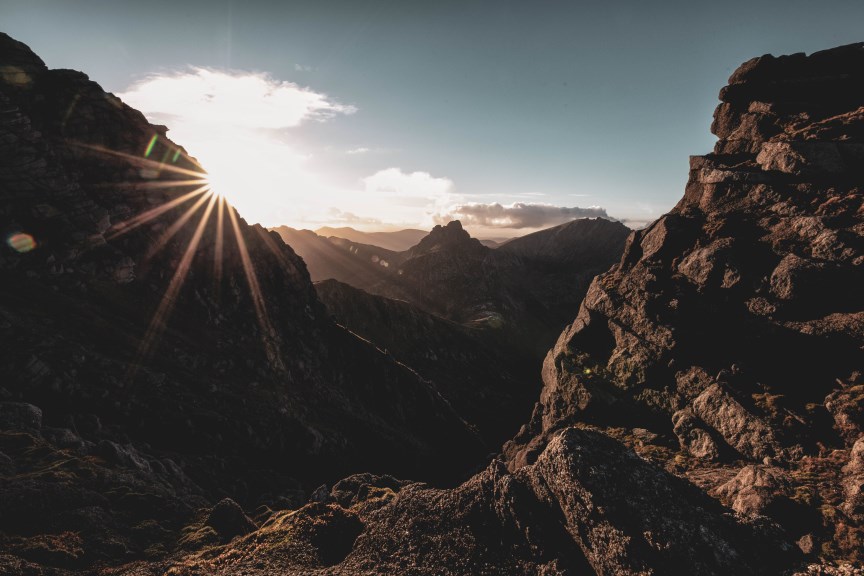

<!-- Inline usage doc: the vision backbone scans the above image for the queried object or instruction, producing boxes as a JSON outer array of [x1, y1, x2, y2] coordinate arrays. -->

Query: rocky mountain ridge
[[0, 33, 862, 576], [314, 226, 428, 252], [0, 31, 487, 572], [504, 41, 864, 566], [276, 218, 630, 362], [163, 42, 863, 575]]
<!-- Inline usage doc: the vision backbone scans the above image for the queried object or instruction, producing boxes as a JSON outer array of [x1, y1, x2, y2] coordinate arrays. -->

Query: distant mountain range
[[271, 218, 628, 447], [275, 218, 630, 358], [314, 226, 428, 251], [316, 225, 506, 250]]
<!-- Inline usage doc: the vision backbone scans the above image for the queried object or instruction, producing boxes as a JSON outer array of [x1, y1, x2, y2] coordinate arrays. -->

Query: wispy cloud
[[363, 167, 453, 198], [435, 202, 610, 228], [346, 147, 370, 155], [120, 67, 354, 129], [326, 207, 382, 225], [294, 64, 314, 72], [118, 68, 356, 226]]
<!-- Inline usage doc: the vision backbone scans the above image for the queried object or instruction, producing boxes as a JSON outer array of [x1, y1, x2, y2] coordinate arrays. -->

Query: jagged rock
[[95, 440, 152, 473], [691, 383, 779, 461], [162, 428, 798, 575], [825, 383, 864, 445], [309, 484, 330, 503], [329, 473, 407, 509], [713, 465, 793, 517], [205, 498, 257, 541], [504, 42, 864, 568], [40, 426, 86, 451], [842, 438, 864, 519], [672, 408, 721, 460], [757, 141, 847, 176], [530, 428, 797, 575]]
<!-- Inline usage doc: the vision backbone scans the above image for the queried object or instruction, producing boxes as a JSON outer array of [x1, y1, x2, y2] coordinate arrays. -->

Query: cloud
[[116, 68, 356, 227], [346, 147, 370, 155], [435, 202, 610, 229], [326, 208, 382, 225], [294, 64, 314, 72], [119, 67, 355, 129], [363, 168, 453, 198]]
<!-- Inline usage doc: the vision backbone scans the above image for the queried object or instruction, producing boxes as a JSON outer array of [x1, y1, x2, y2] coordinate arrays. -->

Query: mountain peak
[[411, 220, 486, 255]]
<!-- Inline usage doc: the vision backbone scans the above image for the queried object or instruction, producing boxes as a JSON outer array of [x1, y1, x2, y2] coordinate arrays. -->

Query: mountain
[[0, 31, 485, 571], [477, 237, 507, 248], [270, 226, 394, 288], [2, 31, 862, 576], [364, 219, 631, 358], [309, 219, 629, 445], [315, 226, 427, 252], [276, 219, 630, 359], [502, 42, 864, 566], [315, 279, 540, 445], [163, 44, 861, 575]]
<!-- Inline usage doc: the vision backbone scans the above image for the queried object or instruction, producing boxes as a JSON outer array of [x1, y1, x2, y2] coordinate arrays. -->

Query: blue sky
[[3, 0, 863, 235]]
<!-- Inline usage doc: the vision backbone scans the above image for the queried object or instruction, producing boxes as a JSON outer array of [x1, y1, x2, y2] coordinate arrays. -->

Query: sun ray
[[70, 140, 207, 179], [214, 194, 225, 290], [251, 225, 298, 271], [94, 178, 210, 191], [108, 184, 210, 239], [226, 204, 283, 370], [144, 189, 213, 260], [81, 133, 287, 380], [132, 191, 219, 365]]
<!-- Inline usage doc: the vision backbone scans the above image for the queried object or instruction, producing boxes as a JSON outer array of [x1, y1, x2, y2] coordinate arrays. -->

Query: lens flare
[[7, 233, 36, 253]]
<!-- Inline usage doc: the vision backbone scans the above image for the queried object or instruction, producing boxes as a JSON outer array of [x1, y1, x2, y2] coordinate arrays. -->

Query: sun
[[75, 135, 283, 375], [173, 129, 306, 228]]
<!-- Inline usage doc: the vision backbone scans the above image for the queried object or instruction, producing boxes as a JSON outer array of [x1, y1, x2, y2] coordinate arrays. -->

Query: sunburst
[[72, 134, 285, 377]]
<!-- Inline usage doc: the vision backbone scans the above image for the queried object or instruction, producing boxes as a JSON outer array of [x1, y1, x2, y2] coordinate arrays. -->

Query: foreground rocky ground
[[1, 33, 863, 575]]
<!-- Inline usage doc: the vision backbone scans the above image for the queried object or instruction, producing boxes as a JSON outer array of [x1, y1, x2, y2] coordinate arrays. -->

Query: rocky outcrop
[[504, 42, 864, 566], [132, 428, 795, 576]]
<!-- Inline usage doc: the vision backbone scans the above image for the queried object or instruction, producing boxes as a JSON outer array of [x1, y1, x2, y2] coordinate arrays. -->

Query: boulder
[[205, 498, 257, 541], [0, 402, 42, 432]]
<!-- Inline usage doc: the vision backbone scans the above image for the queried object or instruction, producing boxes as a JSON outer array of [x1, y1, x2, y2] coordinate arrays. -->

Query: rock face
[[505, 43, 864, 565], [0, 31, 486, 570]]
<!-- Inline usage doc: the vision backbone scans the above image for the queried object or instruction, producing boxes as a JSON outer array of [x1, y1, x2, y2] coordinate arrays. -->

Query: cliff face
[[0, 29, 484, 534], [505, 43, 864, 564]]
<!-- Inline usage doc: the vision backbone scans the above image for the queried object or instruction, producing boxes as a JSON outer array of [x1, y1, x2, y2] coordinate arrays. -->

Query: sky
[[3, 0, 864, 236]]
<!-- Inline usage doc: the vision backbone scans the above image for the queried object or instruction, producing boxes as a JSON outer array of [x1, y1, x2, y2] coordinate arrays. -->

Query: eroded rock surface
[[505, 42, 864, 567]]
